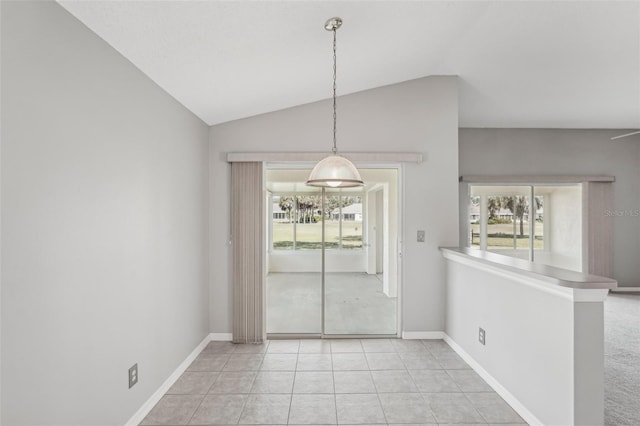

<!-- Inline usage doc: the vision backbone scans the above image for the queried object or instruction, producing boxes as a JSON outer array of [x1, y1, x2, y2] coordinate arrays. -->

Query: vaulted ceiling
[[59, 1, 639, 128]]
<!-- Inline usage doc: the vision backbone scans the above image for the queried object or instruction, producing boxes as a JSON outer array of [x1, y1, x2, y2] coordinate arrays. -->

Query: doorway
[[265, 167, 400, 337]]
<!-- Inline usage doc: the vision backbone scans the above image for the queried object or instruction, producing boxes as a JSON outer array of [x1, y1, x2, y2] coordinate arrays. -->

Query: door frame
[[264, 162, 404, 339]]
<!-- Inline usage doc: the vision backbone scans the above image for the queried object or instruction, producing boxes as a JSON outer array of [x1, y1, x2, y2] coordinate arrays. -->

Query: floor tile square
[[378, 393, 436, 424], [293, 371, 334, 393], [209, 371, 257, 393], [296, 354, 332, 371], [141, 395, 203, 425], [333, 371, 377, 394], [399, 352, 441, 369], [289, 394, 337, 425], [234, 343, 269, 353], [267, 340, 300, 353], [250, 371, 295, 393], [167, 371, 218, 395], [335, 393, 386, 424], [189, 394, 246, 425], [366, 352, 406, 370], [409, 369, 460, 393], [238, 394, 291, 425], [330, 339, 364, 353], [260, 354, 298, 371], [386, 424, 438, 426], [446, 369, 493, 392], [421, 339, 454, 354], [465, 392, 525, 423], [332, 353, 369, 370], [371, 370, 419, 392], [223, 354, 264, 371], [391, 339, 429, 353], [361, 339, 396, 353], [187, 353, 230, 372], [299, 339, 331, 354], [202, 341, 236, 354], [422, 392, 485, 424], [431, 352, 470, 369]]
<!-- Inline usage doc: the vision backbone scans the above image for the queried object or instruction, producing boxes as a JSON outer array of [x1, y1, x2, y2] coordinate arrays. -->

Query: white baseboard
[[611, 287, 640, 293], [125, 334, 212, 426], [443, 334, 542, 426], [401, 331, 445, 340], [210, 332, 233, 341]]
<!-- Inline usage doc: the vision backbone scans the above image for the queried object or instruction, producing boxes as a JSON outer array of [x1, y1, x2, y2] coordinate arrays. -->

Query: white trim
[[210, 332, 233, 341], [443, 334, 543, 426], [611, 286, 640, 293], [228, 152, 422, 163], [397, 164, 404, 339], [441, 249, 613, 302], [460, 175, 615, 183], [401, 331, 444, 340], [125, 334, 211, 426], [573, 288, 610, 302]]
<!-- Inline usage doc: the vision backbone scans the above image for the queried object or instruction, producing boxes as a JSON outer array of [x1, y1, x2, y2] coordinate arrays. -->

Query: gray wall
[[459, 128, 640, 287], [1, 1, 209, 424], [209, 76, 459, 335]]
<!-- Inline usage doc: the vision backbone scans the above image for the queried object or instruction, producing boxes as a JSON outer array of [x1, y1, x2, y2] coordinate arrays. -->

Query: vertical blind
[[231, 162, 264, 343], [583, 181, 613, 278]]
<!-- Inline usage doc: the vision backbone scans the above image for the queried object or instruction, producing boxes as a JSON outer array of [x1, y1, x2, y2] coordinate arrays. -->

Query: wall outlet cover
[[417, 230, 425, 242], [478, 328, 486, 345], [129, 363, 138, 388]]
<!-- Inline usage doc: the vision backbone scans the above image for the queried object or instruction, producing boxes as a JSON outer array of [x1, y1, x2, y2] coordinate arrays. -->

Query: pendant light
[[306, 17, 364, 188]]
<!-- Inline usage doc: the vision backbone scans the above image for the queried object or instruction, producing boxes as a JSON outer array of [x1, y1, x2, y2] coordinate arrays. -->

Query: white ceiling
[[58, 1, 640, 128]]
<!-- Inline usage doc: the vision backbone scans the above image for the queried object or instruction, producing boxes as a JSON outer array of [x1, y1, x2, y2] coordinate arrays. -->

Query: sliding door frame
[[265, 162, 404, 339]]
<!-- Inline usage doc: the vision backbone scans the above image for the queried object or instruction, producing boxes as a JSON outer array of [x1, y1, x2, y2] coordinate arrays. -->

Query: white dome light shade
[[306, 154, 364, 188]]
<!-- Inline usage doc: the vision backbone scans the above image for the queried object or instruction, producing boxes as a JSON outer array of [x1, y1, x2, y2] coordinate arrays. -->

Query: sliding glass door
[[266, 167, 399, 337]]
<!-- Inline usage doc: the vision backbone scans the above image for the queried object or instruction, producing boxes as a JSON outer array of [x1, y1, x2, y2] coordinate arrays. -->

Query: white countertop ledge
[[440, 247, 617, 301]]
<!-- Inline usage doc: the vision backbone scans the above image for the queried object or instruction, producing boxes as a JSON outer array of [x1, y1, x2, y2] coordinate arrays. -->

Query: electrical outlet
[[478, 328, 486, 345], [417, 230, 425, 242], [129, 363, 138, 389]]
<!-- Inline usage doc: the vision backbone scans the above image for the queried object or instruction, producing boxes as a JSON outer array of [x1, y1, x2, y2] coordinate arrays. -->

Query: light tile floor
[[141, 339, 527, 425]]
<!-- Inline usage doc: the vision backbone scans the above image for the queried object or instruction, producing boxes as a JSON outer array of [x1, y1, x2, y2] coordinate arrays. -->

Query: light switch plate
[[417, 230, 425, 242]]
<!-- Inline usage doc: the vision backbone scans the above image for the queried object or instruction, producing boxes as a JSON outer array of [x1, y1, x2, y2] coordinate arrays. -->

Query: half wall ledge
[[441, 246, 616, 426]]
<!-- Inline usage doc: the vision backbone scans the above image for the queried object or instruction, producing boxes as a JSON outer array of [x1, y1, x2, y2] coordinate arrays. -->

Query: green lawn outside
[[273, 221, 362, 250], [470, 222, 544, 249]]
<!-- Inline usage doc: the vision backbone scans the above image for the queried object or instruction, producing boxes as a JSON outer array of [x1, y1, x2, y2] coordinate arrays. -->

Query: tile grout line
[[182, 342, 230, 426], [236, 341, 267, 425], [331, 348, 338, 426], [284, 345, 299, 425]]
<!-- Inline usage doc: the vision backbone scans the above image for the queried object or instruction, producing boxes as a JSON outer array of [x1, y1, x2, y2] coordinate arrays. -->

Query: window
[[468, 184, 581, 270], [271, 193, 363, 250]]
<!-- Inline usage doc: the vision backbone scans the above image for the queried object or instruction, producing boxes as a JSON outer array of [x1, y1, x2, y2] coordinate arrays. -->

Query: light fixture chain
[[332, 27, 337, 155]]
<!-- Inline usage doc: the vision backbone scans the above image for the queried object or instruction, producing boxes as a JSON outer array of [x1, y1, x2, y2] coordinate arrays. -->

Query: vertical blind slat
[[231, 162, 264, 343]]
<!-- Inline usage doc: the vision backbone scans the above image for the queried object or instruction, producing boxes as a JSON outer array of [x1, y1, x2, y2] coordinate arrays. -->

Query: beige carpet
[[604, 292, 640, 426]]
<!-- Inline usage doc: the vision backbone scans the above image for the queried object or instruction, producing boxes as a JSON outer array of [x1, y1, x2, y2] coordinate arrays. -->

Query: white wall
[[546, 186, 582, 271], [1, 2, 209, 424], [459, 128, 640, 287], [444, 252, 607, 425], [210, 76, 459, 334]]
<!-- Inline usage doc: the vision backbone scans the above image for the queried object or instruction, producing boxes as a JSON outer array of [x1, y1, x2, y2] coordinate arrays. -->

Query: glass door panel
[[323, 169, 398, 335], [266, 167, 399, 337], [266, 177, 322, 334]]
